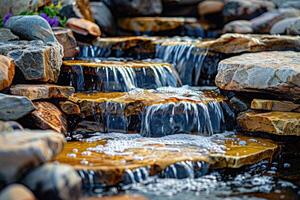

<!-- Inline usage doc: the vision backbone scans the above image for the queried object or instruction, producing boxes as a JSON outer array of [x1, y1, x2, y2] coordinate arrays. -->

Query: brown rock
[[53, 27, 78, 58], [10, 84, 75, 100], [59, 101, 81, 115], [198, 0, 224, 16], [76, 0, 94, 21], [251, 99, 300, 113], [82, 194, 148, 200], [215, 51, 300, 99], [238, 111, 300, 136], [67, 18, 101, 41], [31, 102, 67, 134], [0, 55, 15, 91], [0, 184, 36, 200], [0, 130, 65, 183], [55, 134, 277, 186]]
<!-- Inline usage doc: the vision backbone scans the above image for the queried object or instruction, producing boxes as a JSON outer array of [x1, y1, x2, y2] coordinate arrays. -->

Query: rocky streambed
[[0, 1, 300, 200]]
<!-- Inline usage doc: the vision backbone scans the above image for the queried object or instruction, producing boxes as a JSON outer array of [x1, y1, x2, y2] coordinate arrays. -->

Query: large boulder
[[223, 0, 275, 22], [111, 0, 163, 16], [90, 1, 116, 35], [22, 163, 82, 200], [0, 130, 65, 184], [238, 111, 300, 136], [0, 55, 15, 91], [0, 184, 36, 200], [53, 27, 78, 58], [250, 8, 300, 33], [5, 15, 58, 43], [215, 51, 300, 100], [10, 84, 75, 100], [0, 94, 35, 121], [0, 40, 63, 83], [0, 28, 19, 42], [31, 102, 68, 134]]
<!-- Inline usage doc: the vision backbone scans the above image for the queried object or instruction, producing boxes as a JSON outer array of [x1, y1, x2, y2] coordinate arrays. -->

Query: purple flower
[[3, 12, 13, 25], [40, 13, 60, 27]]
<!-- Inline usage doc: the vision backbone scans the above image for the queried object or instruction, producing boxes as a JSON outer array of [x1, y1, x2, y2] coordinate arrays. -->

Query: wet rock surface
[[0, 94, 35, 121], [0, 40, 63, 83], [31, 102, 68, 134], [238, 111, 300, 136], [10, 84, 75, 100], [22, 163, 82, 200], [0, 130, 64, 184], [215, 51, 300, 99], [55, 133, 277, 186]]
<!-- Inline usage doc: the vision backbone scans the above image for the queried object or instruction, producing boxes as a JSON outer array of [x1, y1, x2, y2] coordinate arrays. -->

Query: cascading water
[[60, 60, 181, 92]]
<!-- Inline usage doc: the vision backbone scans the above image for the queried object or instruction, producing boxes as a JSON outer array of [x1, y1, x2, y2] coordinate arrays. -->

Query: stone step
[[60, 60, 181, 92], [67, 87, 234, 136], [55, 133, 277, 186], [117, 17, 206, 37], [251, 99, 300, 113], [237, 111, 300, 136]]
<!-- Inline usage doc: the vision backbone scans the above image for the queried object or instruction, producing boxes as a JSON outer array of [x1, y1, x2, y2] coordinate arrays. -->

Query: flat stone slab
[[215, 51, 300, 99], [60, 60, 181, 92], [251, 99, 300, 113], [238, 111, 300, 136], [55, 133, 277, 186], [10, 84, 75, 100], [68, 87, 231, 136]]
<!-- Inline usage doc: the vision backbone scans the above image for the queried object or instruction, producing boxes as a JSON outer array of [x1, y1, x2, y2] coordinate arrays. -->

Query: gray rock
[[0, 121, 23, 133], [0, 28, 19, 42], [0, 0, 46, 17], [0, 40, 63, 83], [287, 18, 300, 35], [251, 8, 300, 33], [215, 51, 300, 100], [112, 0, 163, 16], [270, 17, 300, 34], [22, 163, 81, 200], [273, 0, 300, 9], [4, 15, 57, 43], [0, 94, 35, 121], [0, 184, 36, 200], [223, 20, 253, 34], [0, 130, 65, 184], [90, 2, 116, 35]]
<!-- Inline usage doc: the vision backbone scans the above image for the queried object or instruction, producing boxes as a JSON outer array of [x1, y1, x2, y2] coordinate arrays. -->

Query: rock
[[55, 134, 277, 186], [0, 184, 36, 200], [0, 94, 35, 121], [0, 40, 63, 83], [111, 0, 162, 16], [31, 102, 67, 134], [215, 51, 300, 99], [0, 121, 23, 132], [270, 17, 300, 35], [82, 194, 148, 200], [0, 130, 64, 183], [238, 111, 300, 136], [66, 18, 101, 42], [223, 20, 253, 34], [60, 0, 94, 22], [0, 28, 19, 42], [0, 55, 15, 91], [90, 2, 116, 35], [22, 163, 81, 200], [250, 8, 300, 33], [118, 17, 204, 37], [198, 0, 224, 16], [223, 0, 275, 22], [287, 18, 300, 35], [0, 0, 48, 16], [74, 120, 103, 133], [59, 101, 81, 115], [196, 34, 300, 54], [251, 99, 300, 113], [53, 27, 78, 58], [229, 96, 249, 112], [273, 0, 300, 9], [10, 84, 75, 100], [5, 15, 57, 43]]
